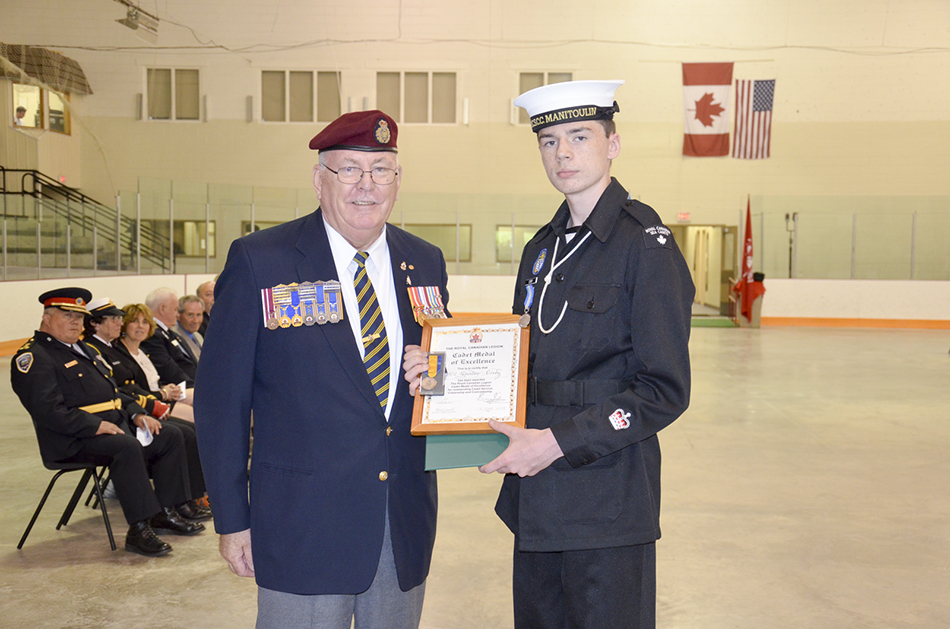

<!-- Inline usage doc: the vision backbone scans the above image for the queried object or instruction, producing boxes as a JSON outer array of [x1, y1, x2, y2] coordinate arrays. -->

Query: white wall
[[3, 275, 946, 346]]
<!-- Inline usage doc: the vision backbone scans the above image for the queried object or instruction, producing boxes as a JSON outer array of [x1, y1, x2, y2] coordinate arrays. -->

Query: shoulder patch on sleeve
[[16, 352, 34, 374], [643, 225, 673, 249]]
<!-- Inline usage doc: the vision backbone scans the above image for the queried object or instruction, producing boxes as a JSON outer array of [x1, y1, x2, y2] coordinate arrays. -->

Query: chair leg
[[90, 469, 117, 551], [17, 470, 70, 550], [84, 466, 109, 507], [57, 468, 93, 529]]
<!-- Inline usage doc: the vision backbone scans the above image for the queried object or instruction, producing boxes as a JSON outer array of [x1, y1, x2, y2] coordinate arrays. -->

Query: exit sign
[[677, 212, 691, 222]]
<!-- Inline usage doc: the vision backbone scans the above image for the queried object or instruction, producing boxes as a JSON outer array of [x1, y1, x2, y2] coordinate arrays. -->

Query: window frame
[[517, 71, 573, 126], [375, 71, 458, 125], [146, 67, 201, 122], [260, 70, 342, 123], [11, 83, 71, 135]]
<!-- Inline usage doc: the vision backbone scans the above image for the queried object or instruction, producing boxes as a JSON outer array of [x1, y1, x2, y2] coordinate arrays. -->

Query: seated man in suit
[[197, 280, 214, 336], [142, 287, 198, 387], [174, 295, 204, 361], [10, 287, 206, 556]]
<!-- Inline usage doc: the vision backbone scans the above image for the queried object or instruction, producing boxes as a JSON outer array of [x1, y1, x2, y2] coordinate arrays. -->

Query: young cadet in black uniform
[[479, 81, 695, 628], [10, 288, 205, 556]]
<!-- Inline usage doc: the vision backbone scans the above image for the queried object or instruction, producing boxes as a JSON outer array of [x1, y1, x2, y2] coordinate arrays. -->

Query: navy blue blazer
[[195, 210, 447, 595]]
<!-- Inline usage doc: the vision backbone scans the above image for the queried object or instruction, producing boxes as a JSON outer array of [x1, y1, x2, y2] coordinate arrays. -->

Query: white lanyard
[[536, 230, 593, 335]]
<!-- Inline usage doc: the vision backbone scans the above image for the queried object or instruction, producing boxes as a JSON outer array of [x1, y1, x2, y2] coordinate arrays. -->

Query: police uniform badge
[[375, 119, 391, 145], [407, 286, 447, 325], [15, 352, 33, 374]]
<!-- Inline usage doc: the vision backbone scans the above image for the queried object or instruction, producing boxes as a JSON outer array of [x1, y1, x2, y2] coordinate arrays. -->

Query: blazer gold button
[[386, 426, 392, 436], [379, 471, 388, 481]]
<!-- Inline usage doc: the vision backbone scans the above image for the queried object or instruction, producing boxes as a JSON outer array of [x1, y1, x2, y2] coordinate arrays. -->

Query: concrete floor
[[1, 326, 948, 628]]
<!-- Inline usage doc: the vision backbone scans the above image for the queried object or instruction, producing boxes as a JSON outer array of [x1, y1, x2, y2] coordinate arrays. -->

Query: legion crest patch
[[16, 352, 34, 374], [532, 248, 548, 275]]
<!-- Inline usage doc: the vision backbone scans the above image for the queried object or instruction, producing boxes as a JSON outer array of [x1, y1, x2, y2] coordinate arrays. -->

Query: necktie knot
[[354, 251, 369, 268]]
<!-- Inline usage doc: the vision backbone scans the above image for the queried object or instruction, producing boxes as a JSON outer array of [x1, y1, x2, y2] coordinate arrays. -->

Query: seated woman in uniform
[[83, 300, 210, 520]]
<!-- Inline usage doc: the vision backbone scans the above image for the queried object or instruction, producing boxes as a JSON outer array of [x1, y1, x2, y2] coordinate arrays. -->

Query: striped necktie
[[353, 251, 390, 410]]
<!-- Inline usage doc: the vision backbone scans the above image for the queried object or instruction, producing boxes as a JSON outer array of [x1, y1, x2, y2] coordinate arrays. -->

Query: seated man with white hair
[[141, 287, 198, 388]]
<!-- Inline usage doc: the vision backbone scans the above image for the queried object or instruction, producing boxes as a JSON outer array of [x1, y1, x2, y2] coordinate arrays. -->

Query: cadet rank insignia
[[407, 286, 447, 324], [261, 281, 344, 329], [16, 352, 33, 374]]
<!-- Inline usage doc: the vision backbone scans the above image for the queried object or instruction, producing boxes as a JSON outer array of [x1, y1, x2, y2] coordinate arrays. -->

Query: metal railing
[[1, 167, 170, 279]]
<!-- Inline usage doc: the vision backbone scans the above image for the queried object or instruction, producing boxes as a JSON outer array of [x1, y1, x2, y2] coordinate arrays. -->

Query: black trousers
[[61, 424, 189, 526], [512, 541, 656, 629], [164, 416, 205, 498]]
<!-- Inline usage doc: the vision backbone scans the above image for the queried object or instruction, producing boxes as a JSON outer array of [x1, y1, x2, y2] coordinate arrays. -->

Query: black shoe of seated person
[[149, 507, 205, 536], [125, 520, 173, 556], [176, 500, 213, 522]]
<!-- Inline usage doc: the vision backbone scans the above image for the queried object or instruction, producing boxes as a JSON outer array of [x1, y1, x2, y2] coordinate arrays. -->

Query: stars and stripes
[[732, 79, 775, 159]]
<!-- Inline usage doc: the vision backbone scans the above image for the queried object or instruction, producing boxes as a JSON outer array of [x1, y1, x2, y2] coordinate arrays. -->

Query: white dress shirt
[[324, 218, 403, 421]]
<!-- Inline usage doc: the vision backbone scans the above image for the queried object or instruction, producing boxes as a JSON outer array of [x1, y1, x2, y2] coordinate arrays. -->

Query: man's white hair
[[145, 287, 179, 311]]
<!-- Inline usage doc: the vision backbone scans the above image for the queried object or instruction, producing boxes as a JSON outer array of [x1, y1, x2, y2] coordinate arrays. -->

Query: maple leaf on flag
[[693, 92, 725, 127]]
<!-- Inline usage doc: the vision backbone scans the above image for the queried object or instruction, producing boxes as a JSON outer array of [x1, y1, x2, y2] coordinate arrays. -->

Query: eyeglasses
[[322, 164, 397, 185]]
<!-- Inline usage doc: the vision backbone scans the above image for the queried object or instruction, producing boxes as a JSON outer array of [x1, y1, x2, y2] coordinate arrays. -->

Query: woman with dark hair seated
[[84, 298, 210, 521]]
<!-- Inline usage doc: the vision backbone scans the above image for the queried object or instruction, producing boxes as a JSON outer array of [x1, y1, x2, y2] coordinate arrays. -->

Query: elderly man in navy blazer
[[195, 110, 448, 629]]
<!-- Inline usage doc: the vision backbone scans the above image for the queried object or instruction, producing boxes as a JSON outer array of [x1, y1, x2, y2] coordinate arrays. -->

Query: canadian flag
[[682, 62, 733, 157]]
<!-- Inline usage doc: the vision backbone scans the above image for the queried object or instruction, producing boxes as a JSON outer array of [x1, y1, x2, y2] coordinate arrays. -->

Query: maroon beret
[[309, 110, 398, 152]]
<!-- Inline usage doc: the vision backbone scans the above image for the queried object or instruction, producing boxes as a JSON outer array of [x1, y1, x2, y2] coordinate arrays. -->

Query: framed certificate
[[411, 315, 529, 435]]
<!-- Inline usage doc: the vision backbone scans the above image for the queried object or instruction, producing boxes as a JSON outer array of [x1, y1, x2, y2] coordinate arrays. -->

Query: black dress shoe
[[176, 500, 212, 522], [149, 507, 206, 536], [125, 521, 172, 556]]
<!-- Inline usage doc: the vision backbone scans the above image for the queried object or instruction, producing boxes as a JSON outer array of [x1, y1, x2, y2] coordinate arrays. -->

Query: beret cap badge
[[375, 119, 391, 145]]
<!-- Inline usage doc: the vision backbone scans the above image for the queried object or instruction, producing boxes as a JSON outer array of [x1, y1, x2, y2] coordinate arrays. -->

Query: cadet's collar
[[551, 178, 628, 244]]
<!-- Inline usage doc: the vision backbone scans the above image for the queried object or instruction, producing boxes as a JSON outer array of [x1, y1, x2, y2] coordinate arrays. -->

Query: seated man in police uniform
[[10, 288, 206, 556]]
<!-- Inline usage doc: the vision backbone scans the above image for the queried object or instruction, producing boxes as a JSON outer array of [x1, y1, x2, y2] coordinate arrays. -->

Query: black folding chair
[[17, 462, 116, 551]]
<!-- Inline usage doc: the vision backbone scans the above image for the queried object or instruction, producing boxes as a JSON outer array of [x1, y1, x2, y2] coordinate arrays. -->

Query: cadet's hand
[[95, 421, 123, 436], [220, 529, 255, 577], [478, 420, 564, 477], [403, 345, 429, 396], [132, 413, 162, 435]]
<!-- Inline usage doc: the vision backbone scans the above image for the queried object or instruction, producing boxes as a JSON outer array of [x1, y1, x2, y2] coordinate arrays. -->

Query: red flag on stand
[[732, 197, 765, 322]]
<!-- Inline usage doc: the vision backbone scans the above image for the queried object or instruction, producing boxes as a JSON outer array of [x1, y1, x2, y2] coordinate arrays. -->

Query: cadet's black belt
[[527, 378, 629, 407], [79, 399, 122, 414]]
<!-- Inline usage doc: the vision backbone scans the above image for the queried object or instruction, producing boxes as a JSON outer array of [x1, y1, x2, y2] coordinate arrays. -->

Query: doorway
[[670, 225, 738, 315]]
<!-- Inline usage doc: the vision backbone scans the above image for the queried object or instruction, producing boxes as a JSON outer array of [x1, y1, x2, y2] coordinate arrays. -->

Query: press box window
[[376, 72, 456, 124], [261, 71, 341, 122], [400, 224, 471, 262], [12, 84, 70, 134], [496, 225, 543, 263], [518, 72, 572, 125], [141, 220, 215, 257], [147, 69, 200, 120]]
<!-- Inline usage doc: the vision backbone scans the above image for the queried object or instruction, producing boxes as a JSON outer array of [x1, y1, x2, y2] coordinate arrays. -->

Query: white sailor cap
[[514, 80, 624, 133]]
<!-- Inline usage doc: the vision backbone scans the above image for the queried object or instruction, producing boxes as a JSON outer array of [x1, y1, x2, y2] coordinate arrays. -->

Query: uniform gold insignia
[[375, 119, 391, 144], [400, 261, 407, 271]]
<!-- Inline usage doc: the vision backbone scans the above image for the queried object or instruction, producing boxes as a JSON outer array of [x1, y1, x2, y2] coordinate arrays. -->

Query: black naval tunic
[[495, 178, 695, 552], [10, 331, 190, 525], [85, 335, 206, 500]]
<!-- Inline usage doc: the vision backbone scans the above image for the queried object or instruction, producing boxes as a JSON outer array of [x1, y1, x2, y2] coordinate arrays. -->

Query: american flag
[[732, 79, 775, 159]]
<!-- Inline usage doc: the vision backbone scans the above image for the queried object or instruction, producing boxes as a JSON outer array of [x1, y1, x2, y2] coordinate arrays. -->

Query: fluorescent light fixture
[[115, 1, 159, 43]]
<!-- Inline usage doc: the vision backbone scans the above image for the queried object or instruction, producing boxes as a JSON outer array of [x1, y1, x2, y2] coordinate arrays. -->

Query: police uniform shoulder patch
[[16, 352, 34, 374]]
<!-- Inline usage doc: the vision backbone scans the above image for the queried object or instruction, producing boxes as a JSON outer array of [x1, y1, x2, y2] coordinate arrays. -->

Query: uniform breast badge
[[407, 286, 447, 325]]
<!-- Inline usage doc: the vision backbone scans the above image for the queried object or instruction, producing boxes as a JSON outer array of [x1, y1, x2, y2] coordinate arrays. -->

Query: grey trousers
[[256, 515, 426, 629]]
